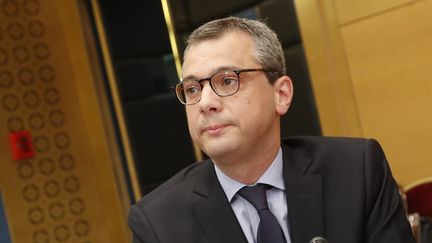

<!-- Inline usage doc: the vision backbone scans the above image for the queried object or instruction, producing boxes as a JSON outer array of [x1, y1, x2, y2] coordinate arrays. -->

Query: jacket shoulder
[[133, 160, 211, 208], [282, 136, 386, 172], [282, 136, 382, 154], [283, 135, 378, 147]]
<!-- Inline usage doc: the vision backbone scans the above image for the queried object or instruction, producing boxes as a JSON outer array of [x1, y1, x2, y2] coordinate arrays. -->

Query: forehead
[[182, 31, 259, 79]]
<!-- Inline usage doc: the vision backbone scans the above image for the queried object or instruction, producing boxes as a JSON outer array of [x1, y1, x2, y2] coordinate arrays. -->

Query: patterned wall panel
[[0, 0, 93, 242]]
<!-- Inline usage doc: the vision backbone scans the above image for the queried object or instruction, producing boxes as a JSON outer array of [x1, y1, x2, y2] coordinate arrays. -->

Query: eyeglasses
[[175, 68, 277, 105]]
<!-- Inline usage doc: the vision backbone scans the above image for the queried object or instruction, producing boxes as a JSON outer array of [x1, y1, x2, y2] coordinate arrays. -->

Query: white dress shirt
[[214, 148, 291, 243]]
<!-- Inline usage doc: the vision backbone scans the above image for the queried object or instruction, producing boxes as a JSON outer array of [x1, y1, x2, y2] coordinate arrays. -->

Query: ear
[[274, 76, 293, 116]]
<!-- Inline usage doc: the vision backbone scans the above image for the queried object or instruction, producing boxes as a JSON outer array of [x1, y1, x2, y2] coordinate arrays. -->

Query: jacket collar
[[193, 161, 248, 243], [282, 143, 325, 243]]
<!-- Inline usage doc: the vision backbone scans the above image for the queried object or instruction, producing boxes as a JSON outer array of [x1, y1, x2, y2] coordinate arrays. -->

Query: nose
[[198, 82, 223, 114]]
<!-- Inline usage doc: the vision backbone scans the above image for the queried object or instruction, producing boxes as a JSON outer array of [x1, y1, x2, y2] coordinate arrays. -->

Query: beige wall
[[295, 0, 432, 186]]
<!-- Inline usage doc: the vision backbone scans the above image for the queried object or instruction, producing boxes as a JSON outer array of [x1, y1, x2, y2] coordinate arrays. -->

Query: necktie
[[238, 184, 287, 243]]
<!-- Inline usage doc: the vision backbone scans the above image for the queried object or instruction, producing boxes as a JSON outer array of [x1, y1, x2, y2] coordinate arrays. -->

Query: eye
[[183, 82, 201, 95], [221, 76, 239, 87], [186, 86, 199, 94]]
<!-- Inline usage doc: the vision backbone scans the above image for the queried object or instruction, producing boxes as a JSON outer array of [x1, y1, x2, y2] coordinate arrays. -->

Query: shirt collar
[[214, 147, 285, 202]]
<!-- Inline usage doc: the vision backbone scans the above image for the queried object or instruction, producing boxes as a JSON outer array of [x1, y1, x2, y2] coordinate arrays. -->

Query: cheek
[[186, 109, 197, 131], [244, 96, 276, 123]]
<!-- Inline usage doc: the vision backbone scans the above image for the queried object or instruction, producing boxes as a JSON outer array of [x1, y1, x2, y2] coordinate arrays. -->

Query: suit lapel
[[193, 161, 248, 243], [282, 145, 324, 243]]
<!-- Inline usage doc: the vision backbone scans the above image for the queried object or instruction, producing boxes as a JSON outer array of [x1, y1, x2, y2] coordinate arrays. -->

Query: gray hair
[[183, 17, 286, 84]]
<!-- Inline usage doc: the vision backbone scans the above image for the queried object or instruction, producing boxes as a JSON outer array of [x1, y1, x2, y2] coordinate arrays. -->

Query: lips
[[201, 123, 230, 135]]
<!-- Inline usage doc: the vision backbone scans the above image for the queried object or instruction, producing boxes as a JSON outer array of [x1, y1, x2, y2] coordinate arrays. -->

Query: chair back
[[406, 180, 432, 217]]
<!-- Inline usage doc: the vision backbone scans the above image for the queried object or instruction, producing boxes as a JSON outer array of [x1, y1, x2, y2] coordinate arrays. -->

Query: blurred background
[[0, 0, 431, 242]]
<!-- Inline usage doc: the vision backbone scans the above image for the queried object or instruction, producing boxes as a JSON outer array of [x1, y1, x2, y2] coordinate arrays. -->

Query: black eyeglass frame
[[174, 68, 277, 105]]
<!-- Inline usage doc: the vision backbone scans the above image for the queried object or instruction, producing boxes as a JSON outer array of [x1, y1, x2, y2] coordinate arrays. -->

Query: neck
[[212, 139, 280, 185]]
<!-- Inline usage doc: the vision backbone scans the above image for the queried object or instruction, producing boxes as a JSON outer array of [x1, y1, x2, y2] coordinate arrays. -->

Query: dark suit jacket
[[128, 137, 415, 243]]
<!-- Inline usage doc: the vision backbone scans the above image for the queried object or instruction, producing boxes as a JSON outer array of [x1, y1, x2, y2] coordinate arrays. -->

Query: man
[[128, 17, 415, 243]]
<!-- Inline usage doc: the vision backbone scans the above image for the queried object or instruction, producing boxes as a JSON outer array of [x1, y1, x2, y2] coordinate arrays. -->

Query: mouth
[[201, 124, 230, 135]]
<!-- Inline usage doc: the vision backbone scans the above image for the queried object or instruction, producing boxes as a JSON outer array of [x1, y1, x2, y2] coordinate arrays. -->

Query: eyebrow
[[181, 65, 242, 82]]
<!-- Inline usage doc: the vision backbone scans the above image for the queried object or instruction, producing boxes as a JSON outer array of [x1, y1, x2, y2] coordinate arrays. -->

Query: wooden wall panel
[[341, 0, 432, 185], [334, 0, 412, 24], [0, 0, 130, 242], [293, 0, 363, 136], [296, 0, 432, 186]]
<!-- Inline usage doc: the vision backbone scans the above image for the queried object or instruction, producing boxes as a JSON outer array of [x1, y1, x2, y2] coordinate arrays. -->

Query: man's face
[[182, 31, 290, 164]]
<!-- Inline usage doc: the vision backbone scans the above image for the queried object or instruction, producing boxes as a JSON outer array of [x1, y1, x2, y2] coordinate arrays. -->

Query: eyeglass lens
[[176, 70, 240, 104]]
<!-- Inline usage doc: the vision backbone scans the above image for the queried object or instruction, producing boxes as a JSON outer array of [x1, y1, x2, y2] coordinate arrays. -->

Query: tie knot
[[238, 183, 269, 211]]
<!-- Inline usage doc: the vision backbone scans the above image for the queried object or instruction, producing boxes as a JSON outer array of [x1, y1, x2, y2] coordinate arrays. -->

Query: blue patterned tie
[[238, 184, 287, 243]]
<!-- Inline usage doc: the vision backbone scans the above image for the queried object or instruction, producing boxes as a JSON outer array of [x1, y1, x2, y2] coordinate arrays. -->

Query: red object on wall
[[8, 131, 35, 160]]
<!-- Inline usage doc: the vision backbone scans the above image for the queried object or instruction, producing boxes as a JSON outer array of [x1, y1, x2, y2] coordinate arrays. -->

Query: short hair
[[183, 17, 286, 84]]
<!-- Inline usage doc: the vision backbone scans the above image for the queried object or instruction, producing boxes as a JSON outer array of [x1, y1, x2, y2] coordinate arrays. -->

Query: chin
[[201, 140, 239, 161]]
